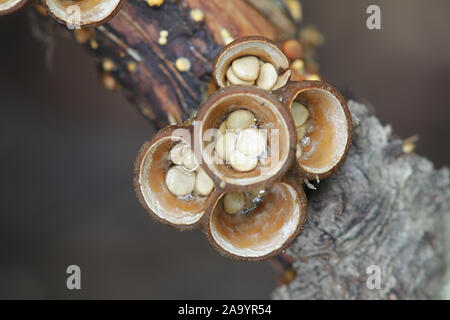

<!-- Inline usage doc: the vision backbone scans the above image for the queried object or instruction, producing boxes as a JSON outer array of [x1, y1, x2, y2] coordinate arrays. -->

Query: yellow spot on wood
[[220, 28, 234, 45], [158, 30, 169, 46], [292, 59, 304, 73], [102, 74, 117, 91], [127, 62, 137, 73], [281, 269, 297, 284], [89, 39, 99, 50], [102, 58, 116, 71], [190, 8, 204, 22], [146, 0, 163, 7], [160, 30, 169, 38], [175, 57, 191, 72], [403, 142, 415, 154], [158, 37, 167, 45], [403, 135, 419, 154]]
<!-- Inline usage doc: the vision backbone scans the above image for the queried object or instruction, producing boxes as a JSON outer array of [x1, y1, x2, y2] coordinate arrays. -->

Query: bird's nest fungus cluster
[[1, 0, 350, 261], [134, 36, 353, 261]]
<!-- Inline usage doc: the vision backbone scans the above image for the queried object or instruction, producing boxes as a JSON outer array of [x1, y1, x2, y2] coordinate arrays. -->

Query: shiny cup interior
[[45, 0, 121, 25], [197, 89, 294, 188], [215, 37, 291, 89], [291, 88, 349, 175], [209, 183, 303, 259], [136, 136, 209, 227]]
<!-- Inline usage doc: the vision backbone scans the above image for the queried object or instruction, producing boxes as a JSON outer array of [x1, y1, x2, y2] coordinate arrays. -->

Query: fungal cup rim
[[193, 86, 297, 190]]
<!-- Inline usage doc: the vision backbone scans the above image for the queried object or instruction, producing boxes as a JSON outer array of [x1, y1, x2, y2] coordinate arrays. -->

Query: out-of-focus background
[[0, 0, 449, 299]]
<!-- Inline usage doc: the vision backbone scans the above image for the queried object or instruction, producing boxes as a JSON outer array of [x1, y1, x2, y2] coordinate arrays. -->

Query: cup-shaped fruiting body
[[277, 81, 353, 180], [134, 125, 217, 230], [194, 86, 296, 190], [134, 34, 353, 261], [134, 80, 351, 260], [0, 0, 29, 15], [206, 181, 307, 260], [43, 0, 125, 28], [214, 36, 291, 91]]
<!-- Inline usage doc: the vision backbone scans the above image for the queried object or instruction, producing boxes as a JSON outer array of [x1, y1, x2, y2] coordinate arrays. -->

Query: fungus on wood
[[25, 0, 450, 298]]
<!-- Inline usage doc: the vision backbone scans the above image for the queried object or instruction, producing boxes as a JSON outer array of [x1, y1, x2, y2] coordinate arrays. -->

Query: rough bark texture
[[80, 0, 299, 128], [273, 101, 450, 299], [31, 0, 318, 128], [29, 0, 450, 299]]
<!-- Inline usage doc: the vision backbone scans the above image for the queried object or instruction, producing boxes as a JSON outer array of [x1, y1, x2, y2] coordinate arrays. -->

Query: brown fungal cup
[[206, 181, 307, 260], [134, 125, 217, 230], [43, 0, 125, 28], [214, 36, 291, 90], [133, 86, 309, 260], [134, 81, 352, 260], [194, 86, 297, 190], [0, 0, 29, 15], [277, 81, 353, 180]]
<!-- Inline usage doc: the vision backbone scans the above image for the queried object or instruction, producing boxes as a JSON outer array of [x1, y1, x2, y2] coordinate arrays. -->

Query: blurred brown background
[[0, 0, 449, 299]]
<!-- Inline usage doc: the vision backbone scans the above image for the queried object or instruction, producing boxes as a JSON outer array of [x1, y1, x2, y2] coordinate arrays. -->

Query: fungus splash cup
[[134, 36, 353, 261]]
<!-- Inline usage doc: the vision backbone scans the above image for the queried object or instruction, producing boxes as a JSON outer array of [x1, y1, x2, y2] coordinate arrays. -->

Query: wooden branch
[[29, 0, 450, 299], [73, 0, 297, 128]]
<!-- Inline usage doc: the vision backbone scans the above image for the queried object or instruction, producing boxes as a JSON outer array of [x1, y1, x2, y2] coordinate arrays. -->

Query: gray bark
[[273, 100, 450, 300]]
